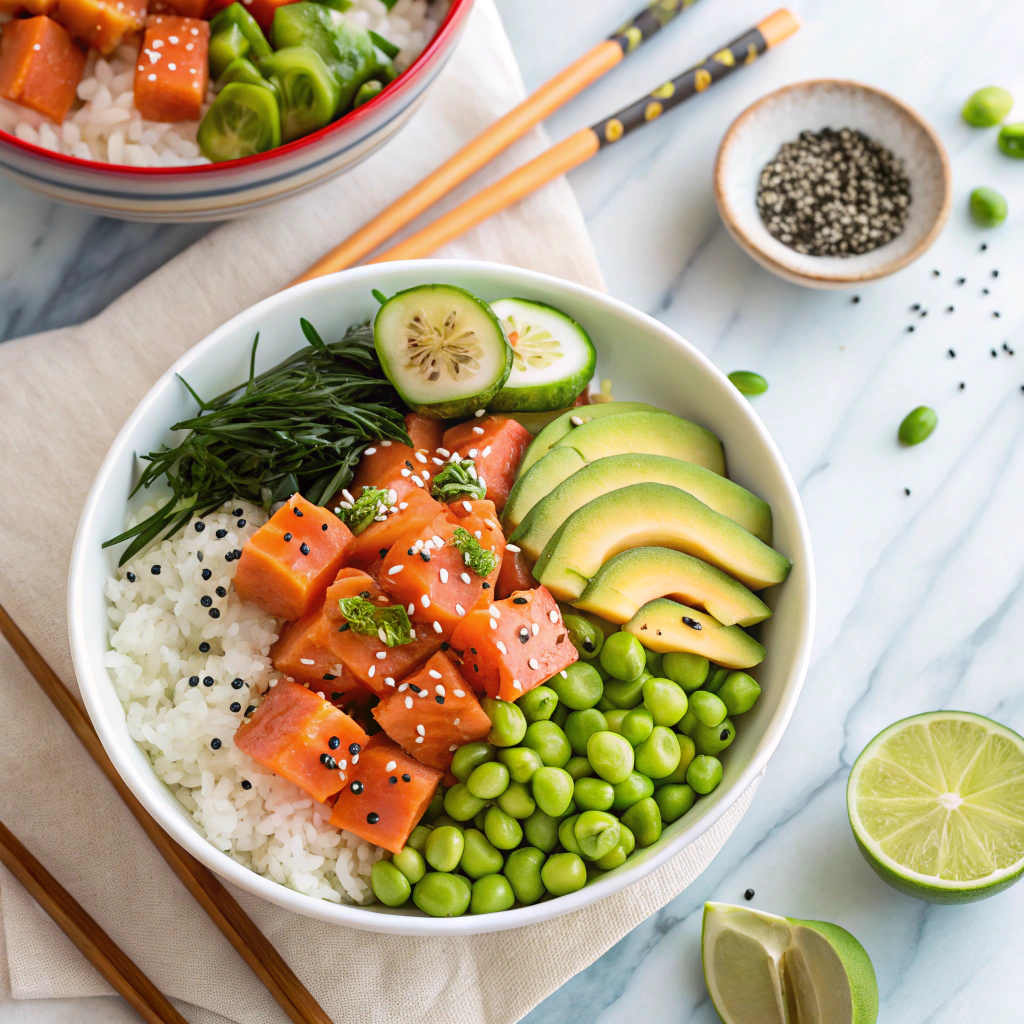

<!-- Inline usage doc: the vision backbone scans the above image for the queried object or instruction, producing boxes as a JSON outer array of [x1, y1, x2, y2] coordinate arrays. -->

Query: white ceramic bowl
[[715, 79, 951, 288], [68, 260, 815, 934], [0, 0, 472, 222]]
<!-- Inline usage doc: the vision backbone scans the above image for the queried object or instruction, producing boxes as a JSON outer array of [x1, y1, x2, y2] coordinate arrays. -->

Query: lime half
[[701, 902, 878, 1024], [848, 710, 1024, 903]]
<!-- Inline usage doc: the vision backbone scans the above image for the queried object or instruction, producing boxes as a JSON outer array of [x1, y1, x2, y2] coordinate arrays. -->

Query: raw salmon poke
[[103, 283, 792, 916]]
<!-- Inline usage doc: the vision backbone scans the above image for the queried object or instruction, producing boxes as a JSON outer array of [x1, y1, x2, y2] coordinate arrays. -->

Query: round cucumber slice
[[488, 299, 596, 412], [373, 285, 513, 419]]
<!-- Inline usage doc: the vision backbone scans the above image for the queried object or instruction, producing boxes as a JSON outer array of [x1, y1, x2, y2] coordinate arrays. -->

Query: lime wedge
[[701, 902, 878, 1024], [848, 711, 1024, 903]]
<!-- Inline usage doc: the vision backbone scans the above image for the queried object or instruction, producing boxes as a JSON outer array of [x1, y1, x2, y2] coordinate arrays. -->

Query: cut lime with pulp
[[848, 710, 1024, 903], [701, 902, 878, 1024]]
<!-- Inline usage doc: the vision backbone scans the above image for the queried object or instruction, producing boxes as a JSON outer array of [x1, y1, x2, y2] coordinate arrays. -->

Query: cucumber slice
[[488, 299, 596, 412], [373, 285, 513, 419]]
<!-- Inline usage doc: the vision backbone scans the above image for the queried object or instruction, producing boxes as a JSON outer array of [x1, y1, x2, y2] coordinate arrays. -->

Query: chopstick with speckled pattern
[[0, 601, 334, 1024]]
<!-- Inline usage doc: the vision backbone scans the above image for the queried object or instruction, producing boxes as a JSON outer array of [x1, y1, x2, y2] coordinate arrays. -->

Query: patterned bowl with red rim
[[0, 0, 472, 222]]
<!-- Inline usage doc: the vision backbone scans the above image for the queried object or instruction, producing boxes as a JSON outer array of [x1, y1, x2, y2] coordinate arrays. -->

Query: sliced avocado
[[573, 547, 771, 627], [503, 447, 586, 531], [516, 401, 657, 478], [533, 482, 791, 601], [551, 411, 725, 477], [511, 453, 772, 558], [623, 598, 765, 668]]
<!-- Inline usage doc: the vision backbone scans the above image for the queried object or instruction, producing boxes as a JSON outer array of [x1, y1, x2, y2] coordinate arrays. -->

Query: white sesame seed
[[513, 679, 522, 690], [436, 447, 450, 457], [364, 447, 377, 455], [399, 502, 408, 510], [435, 684, 445, 696], [433, 535, 445, 547], [409, 628, 416, 639], [352, 753, 359, 764], [399, 682, 409, 692], [421, 594, 430, 608], [433, 621, 443, 634], [469, 449, 478, 458], [454, 717, 461, 725], [472, 426, 485, 435], [489, 605, 501, 618], [484, 519, 496, 529], [461, 572, 472, 585], [462, 501, 473, 513], [405, 696, 413, 709], [338, 758, 347, 769], [412, 476, 424, 487], [506, 543, 521, 553], [454, 690, 465, 698], [570, 415, 584, 426], [428, 669, 442, 679], [467, 466, 478, 481], [489, 619, 497, 629], [496, 641, 508, 654], [407, 603, 415, 615], [148, 73, 156, 81], [168, 62, 176, 70], [416, 724, 425, 736], [532, 623, 540, 635], [299, 658, 315, 665], [386, 760, 397, 771], [414, 452, 427, 463], [474, 409, 486, 417], [387, 564, 404, 575], [560, 670, 568, 678], [456, 604, 466, 616], [528, 658, 540, 670], [481, 446, 492, 457], [369, 665, 376, 678], [421, 470, 430, 480], [385, 677, 395, 687], [415, 736, 424, 744], [431, 457, 444, 465], [474, 530, 482, 539], [378, 627, 388, 643], [185, 41, 194, 50], [400, 468, 411, 477], [375, 651, 387, 660], [439, 568, 449, 583], [342, 489, 355, 503], [549, 610, 559, 623], [449, 744, 459, 751], [389, 489, 398, 503]]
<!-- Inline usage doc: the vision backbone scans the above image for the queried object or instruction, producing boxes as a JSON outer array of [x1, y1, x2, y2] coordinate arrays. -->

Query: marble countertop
[[2, 0, 1023, 1021]]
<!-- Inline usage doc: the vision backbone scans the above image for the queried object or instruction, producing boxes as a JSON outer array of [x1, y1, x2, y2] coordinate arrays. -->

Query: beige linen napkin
[[0, 2, 759, 1020]]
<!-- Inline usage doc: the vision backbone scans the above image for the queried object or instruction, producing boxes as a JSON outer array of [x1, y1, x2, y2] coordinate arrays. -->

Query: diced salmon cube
[[234, 680, 367, 803], [346, 488, 444, 570], [344, 413, 445, 507], [235, 494, 353, 622], [373, 652, 492, 771], [441, 417, 532, 513], [55, 0, 146, 55], [496, 545, 536, 599], [133, 14, 208, 122], [0, 16, 84, 123]]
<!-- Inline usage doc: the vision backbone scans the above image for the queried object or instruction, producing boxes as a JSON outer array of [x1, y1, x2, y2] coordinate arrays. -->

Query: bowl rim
[[713, 78, 952, 286], [0, 0, 471, 177], [67, 259, 816, 935]]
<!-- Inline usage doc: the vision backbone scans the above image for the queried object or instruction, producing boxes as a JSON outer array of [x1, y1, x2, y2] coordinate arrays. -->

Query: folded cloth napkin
[[0, 1, 759, 1020]]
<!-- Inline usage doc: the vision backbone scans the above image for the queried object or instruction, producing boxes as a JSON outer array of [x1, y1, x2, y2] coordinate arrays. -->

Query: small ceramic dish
[[714, 79, 951, 288]]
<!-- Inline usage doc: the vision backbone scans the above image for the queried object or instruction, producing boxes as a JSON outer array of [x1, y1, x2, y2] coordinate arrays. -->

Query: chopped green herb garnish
[[336, 486, 393, 534], [453, 526, 496, 577], [431, 459, 486, 502], [337, 597, 414, 646]]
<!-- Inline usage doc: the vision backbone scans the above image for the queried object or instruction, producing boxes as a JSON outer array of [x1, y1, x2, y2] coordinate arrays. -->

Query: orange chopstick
[[0, 818, 189, 1024], [367, 10, 800, 265], [0, 603, 334, 1024], [292, 0, 703, 284]]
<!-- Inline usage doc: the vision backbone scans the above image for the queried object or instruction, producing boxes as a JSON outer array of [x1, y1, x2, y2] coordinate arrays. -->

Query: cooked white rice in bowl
[[104, 499, 385, 904]]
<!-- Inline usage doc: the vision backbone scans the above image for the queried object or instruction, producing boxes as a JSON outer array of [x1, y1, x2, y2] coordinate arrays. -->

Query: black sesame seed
[[981, 243, 988, 251], [232, 549, 242, 559], [283, 532, 292, 542], [948, 349, 956, 358], [389, 776, 398, 785], [293, 506, 304, 517], [320, 753, 331, 765], [959, 382, 966, 390], [435, 695, 445, 704], [194, 520, 207, 534], [720, 728, 730, 741], [201, 568, 212, 580], [992, 269, 999, 278], [245, 705, 255, 716], [151, 565, 161, 575], [911, 303, 920, 311], [482, 582, 490, 589], [126, 571, 136, 582], [513, 597, 528, 604], [209, 608, 221, 619], [367, 812, 379, 824], [199, 642, 210, 653], [230, 702, 241, 712], [983, 288, 990, 295], [349, 742, 361, 756], [956, 277, 965, 285], [328, 736, 341, 749], [473, 664, 479, 672], [201, 595, 213, 607], [946, 306, 954, 313], [237, 519, 246, 528], [904, 488, 911, 496], [350, 780, 364, 794], [216, 586, 227, 597], [196, 552, 203, 564], [300, 543, 310, 555], [851, 295, 860, 304], [920, 309, 928, 317], [325, 756, 338, 770], [215, 529, 227, 539], [582, 638, 595, 652], [323, 673, 337, 681], [409, 684, 421, 693], [907, 325, 915, 333], [406, 548, 415, 556], [470, 648, 477, 655], [932, 269, 940, 277], [241, 780, 252, 790], [224, 552, 235, 562], [682, 616, 702, 631], [381, 549, 389, 558], [360, 591, 371, 599], [992, 349, 998, 358], [231, 678, 244, 689], [232, 508, 243, 517], [402, 774, 410, 782], [211, 738, 222, 750], [337, 624, 350, 632], [518, 631, 529, 644], [994, 312, 1001, 318], [321, 524, 328, 531], [188, 676, 199, 687], [440, 642, 450, 651], [419, 551, 430, 562], [744, 888, 755, 901], [203, 676, 214, 687]]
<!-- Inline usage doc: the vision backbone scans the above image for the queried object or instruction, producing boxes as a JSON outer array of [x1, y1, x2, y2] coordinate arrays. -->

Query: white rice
[[104, 499, 385, 904], [0, 0, 444, 167]]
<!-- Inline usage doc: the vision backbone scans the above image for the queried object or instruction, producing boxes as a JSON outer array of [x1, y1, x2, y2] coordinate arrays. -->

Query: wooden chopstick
[[0, 603, 334, 1024], [366, 9, 801, 265], [291, 0, 703, 284], [0, 817, 189, 1024]]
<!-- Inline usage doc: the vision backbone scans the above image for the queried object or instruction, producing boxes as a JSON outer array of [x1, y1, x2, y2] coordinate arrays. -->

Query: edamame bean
[[718, 672, 761, 715], [621, 707, 654, 746], [484, 805, 523, 850], [634, 726, 681, 779], [998, 122, 1024, 157], [642, 677, 688, 726], [603, 673, 647, 709], [451, 741, 497, 782], [422, 786, 445, 822], [541, 852, 587, 896], [425, 825, 465, 872], [728, 370, 768, 396], [459, 828, 504, 879], [562, 613, 605, 659], [702, 666, 731, 694], [473, 808, 489, 831], [550, 702, 569, 728], [662, 652, 709, 692], [523, 809, 560, 852], [676, 709, 699, 737], [898, 406, 937, 446], [482, 697, 527, 746], [620, 796, 662, 848], [517, 685, 558, 724], [595, 822, 635, 870], [549, 662, 604, 710], [643, 648, 665, 677], [522, 720, 572, 767], [444, 782, 487, 822], [406, 824, 432, 852], [686, 754, 723, 795], [371, 860, 411, 906], [392, 845, 426, 884], [413, 872, 471, 917], [531, 766, 575, 817], [497, 746, 543, 783], [564, 708, 608, 756], [653, 734, 696, 787], [574, 810, 621, 861], [497, 780, 536, 819], [604, 708, 629, 734], [587, 730, 634, 784], [693, 718, 735, 756], [655, 783, 697, 824], [504, 846, 546, 904], [573, 776, 615, 812], [962, 86, 1013, 127], [557, 813, 583, 855], [599, 631, 646, 681], [970, 186, 1008, 227], [611, 771, 654, 812], [471, 874, 515, 914], [689, 690, 727, 728], [565, 755, 596, 780], [467, 761, 510, 800]]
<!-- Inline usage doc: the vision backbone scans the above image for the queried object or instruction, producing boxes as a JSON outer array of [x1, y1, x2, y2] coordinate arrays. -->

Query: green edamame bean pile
[[371, 624, 762, 917]]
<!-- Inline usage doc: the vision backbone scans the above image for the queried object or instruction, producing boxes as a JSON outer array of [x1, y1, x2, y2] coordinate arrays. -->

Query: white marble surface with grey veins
[[1, 0, 1023, 1020]]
